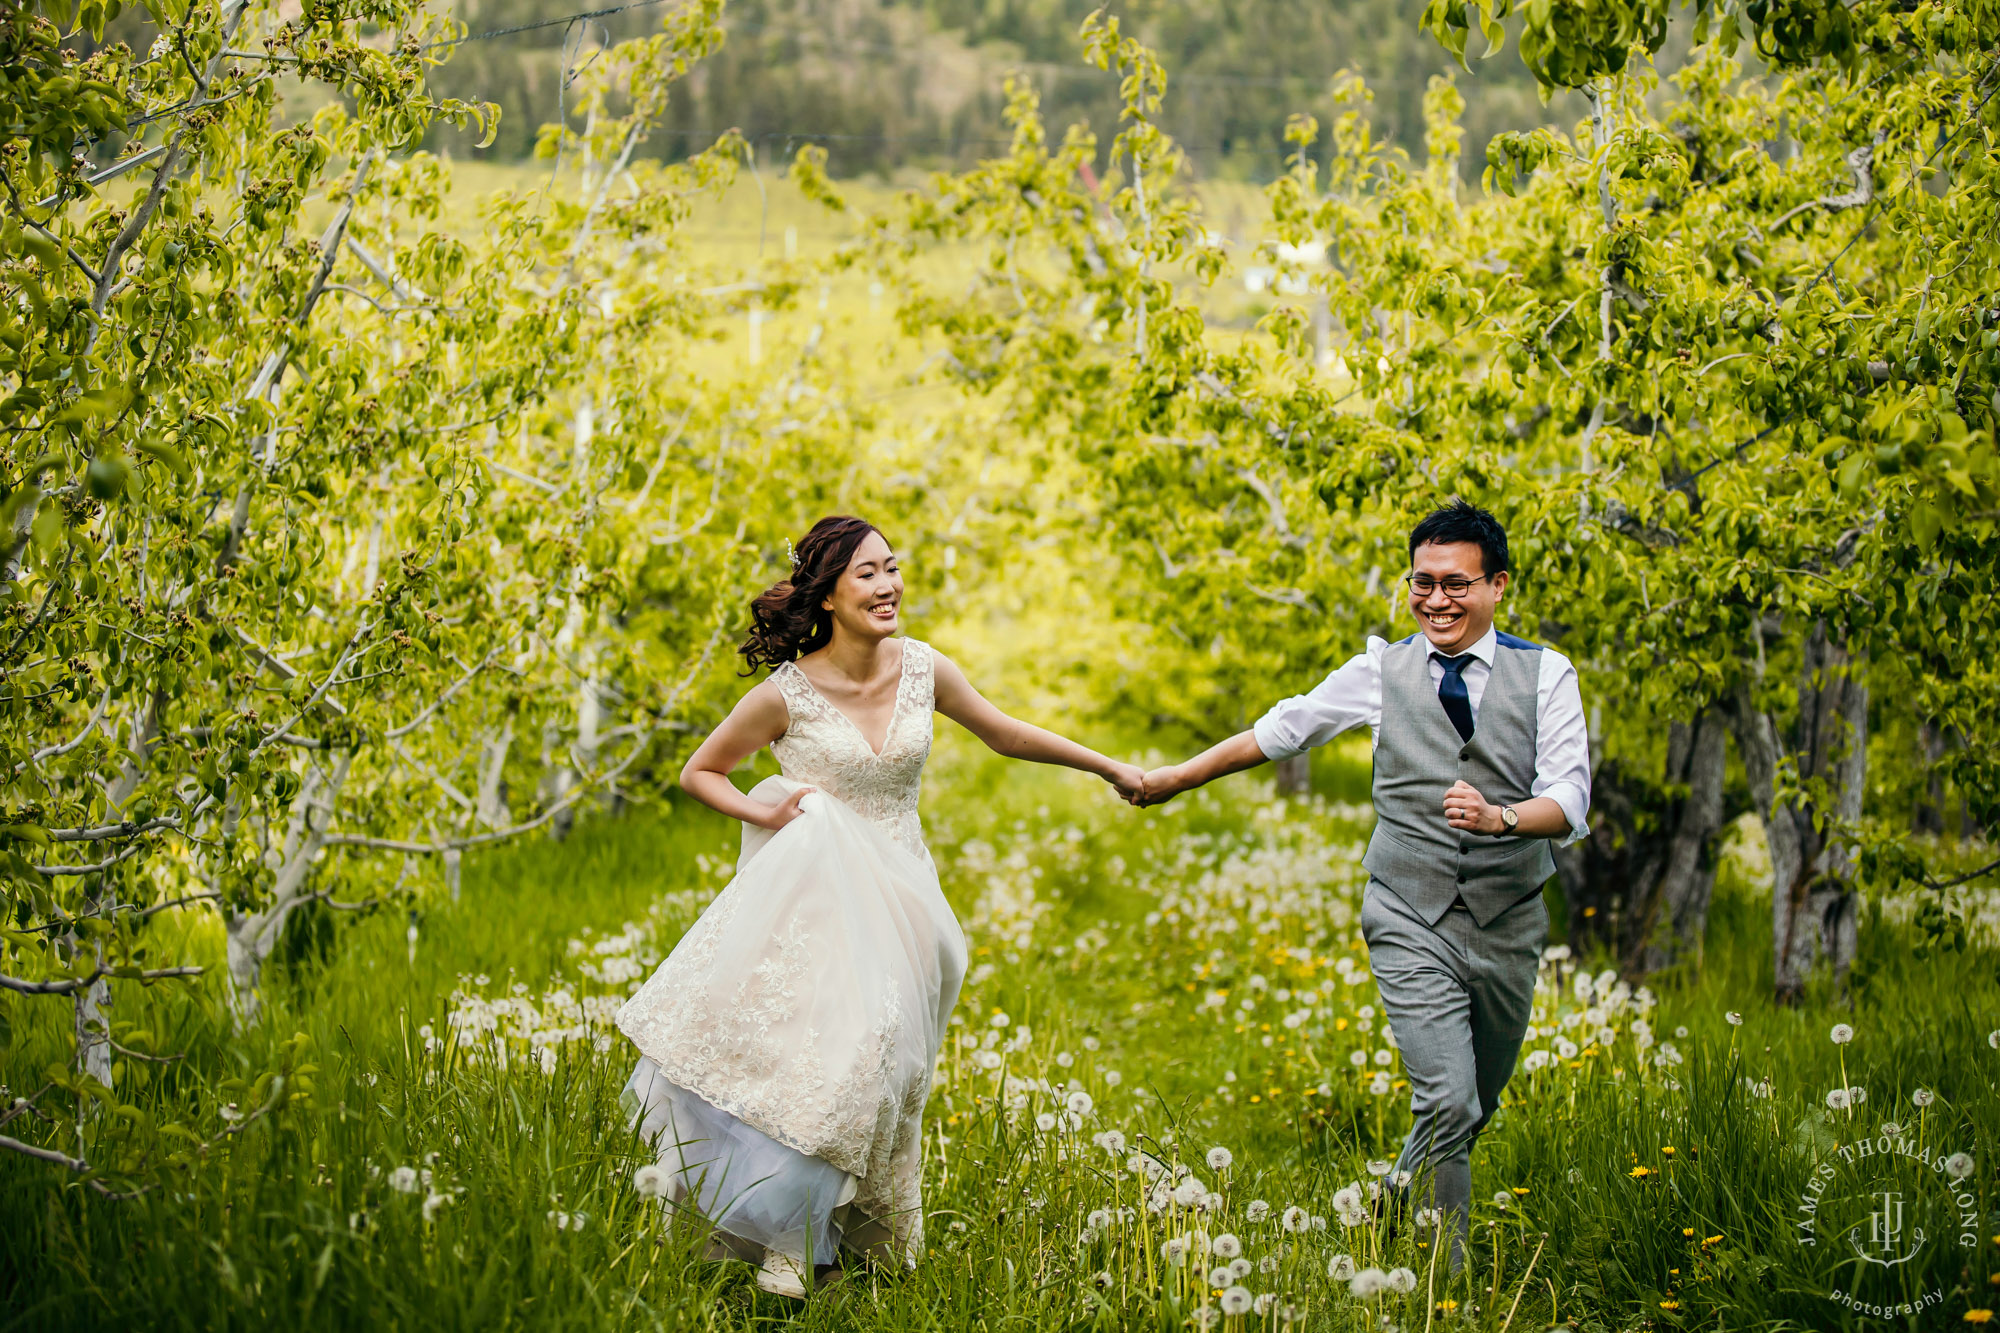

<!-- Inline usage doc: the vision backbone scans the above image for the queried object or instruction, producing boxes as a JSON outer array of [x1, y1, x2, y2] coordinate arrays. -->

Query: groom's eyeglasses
[[1404, 573, 1491, 599]]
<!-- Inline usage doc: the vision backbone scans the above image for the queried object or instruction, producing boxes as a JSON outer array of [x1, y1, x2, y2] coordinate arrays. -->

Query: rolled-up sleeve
[[1531, 650, 1592, 847], [1251, 640, 1383, 763]]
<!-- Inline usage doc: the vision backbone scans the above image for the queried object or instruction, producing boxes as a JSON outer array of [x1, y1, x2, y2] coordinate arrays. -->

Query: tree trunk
[[476, 718, 514, 829], [225, 754, 353, 1025], [63, 693, 165, 1090], [1626, 712, 1727, 973], [1727, 624, 1867, 1005], [1914, 722, 1948, 835], [1275, 752, 1312, 797], [1555, 709, 1728, 971]]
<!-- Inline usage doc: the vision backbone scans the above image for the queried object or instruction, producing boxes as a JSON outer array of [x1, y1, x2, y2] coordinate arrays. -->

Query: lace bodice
[[770, 639, 933, 858]]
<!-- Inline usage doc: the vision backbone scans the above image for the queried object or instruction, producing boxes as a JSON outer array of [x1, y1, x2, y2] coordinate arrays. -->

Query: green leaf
[[1908, 501, 1943, 551], [133, 438, 192, 480]]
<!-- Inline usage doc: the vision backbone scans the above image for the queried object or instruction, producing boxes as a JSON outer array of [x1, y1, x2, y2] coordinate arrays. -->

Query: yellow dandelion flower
[[1513, 1187, 1530, 1196], [1964, 1311, 1994, 1325], [1435, 1300, 1459, 1313], [1662, 1147, 1676, 1157], [1629, 1167, 1653, 1179], [1703, 1235, 1722, 1247], [1660, 1300, 1681, 1311], [1682, 1228, 1695, 1238]]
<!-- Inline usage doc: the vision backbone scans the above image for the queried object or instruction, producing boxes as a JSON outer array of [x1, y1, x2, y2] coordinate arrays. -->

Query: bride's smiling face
[[823, 531, 902, 642]]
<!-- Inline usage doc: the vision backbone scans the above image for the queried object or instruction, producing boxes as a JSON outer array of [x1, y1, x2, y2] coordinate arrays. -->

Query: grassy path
[[4, 745, 1997, 1330]]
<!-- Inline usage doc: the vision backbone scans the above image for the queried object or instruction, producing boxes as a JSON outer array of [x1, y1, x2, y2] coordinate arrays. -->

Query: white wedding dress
[[616, 638, 966, 1279]]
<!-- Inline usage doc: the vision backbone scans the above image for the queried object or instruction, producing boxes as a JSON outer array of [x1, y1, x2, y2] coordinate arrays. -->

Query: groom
[[1137, 499, 1590, 1269]]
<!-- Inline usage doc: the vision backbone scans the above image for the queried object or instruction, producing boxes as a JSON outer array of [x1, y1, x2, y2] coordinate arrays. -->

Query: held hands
[[1107, 763, 1148, 806], [1443, 780, 1504, 835], [1136, 765, 1185, 807], [1103, 762, 1181, 807]]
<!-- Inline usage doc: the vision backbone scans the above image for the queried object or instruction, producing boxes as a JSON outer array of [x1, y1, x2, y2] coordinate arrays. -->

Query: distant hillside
[[419, 0, 1571, 179]]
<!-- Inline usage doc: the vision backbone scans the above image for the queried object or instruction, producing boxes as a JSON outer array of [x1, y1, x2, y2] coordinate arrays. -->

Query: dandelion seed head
[[1913, 1088, 1935, 1107], [388, 1166, 420, 1194], [1725, 1011, 1743, 1025], [1946, 1152, 1976, 1182], [1387, 1267, 1417, 1293], [632, 1164, 667, 1199], [1221, 1286, 1253, 1315], [1349, 1266, 1388, 1299], [1329, 1254, 1356, 1280], [1245, 1199, 1271, 1223], [1207, 1146, 1234, 1171], [1212, 1232, 1242, 1259], [1281, 1205, 1309, 1233], [1830, 1023, 1855, 1045]]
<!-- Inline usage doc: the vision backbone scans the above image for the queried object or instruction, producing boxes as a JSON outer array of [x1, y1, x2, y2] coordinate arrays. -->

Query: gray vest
[[1361, 634, 1556, 928]]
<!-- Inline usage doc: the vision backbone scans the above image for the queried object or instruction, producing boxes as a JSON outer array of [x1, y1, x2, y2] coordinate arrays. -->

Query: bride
[[616, 515, 1143, 1297]]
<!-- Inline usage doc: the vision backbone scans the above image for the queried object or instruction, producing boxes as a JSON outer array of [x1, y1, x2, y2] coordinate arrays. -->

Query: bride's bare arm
[[932, 652, 1144, 801], [678, 679, 812, 830]]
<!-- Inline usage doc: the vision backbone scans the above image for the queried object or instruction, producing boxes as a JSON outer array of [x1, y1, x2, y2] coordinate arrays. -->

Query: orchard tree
[[868, 0, 1999, 1000], [0, 0, 875, 1190]]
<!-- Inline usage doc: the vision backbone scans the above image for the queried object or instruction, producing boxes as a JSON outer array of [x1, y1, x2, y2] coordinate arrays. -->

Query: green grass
[[4, 743, 1997, 1331]]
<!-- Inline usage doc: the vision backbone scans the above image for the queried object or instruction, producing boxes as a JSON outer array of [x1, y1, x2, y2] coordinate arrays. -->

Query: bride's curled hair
[[740, 516, 885, 673]]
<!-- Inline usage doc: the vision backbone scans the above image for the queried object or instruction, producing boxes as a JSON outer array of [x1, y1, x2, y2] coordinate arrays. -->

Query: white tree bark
[[225, 753, 353, 1026], [477, 718, 515, 828]]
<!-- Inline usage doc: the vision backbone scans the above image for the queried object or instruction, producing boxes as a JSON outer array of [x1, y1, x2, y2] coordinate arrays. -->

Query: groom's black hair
[[1409, 499, 1508, 577]]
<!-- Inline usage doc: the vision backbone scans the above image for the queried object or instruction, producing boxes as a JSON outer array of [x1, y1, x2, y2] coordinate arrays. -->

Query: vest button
[[1456, 873, 1468, 885], [1459, 748, 1469, 760]]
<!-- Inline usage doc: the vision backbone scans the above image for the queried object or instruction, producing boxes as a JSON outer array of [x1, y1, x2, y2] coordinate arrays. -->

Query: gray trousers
[[1360, 878, 1547, 1271]]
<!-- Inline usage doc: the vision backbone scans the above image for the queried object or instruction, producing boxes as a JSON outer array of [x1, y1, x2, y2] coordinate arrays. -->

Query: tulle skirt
[[615, 778, 965, 1268], [621, 1055, 855, 1264]]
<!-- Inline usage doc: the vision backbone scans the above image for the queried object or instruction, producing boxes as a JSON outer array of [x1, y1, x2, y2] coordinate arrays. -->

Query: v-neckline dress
[[615, 639, 966, 1271]]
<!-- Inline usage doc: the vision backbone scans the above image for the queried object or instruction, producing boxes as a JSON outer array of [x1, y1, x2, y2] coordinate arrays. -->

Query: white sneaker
[[755, 1252, 808, 1299]]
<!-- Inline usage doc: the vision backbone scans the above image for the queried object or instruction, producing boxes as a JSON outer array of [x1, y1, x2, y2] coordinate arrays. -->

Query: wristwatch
[[1500, 805, 1519, 833]]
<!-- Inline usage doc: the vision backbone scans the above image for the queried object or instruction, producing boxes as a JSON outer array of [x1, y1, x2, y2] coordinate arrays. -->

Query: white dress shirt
[[1251, 627, 1592, 846]]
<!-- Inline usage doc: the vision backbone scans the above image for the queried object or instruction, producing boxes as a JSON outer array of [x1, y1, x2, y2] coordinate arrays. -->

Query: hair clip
[[783, 537, 797, 569]]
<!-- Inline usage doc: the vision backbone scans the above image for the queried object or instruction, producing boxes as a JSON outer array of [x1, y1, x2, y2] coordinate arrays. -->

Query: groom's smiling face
[[1409, 540, 1507, 656]]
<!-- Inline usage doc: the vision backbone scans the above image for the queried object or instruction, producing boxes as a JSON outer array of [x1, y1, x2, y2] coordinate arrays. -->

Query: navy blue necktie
[[1434, 653, 1476, 742]]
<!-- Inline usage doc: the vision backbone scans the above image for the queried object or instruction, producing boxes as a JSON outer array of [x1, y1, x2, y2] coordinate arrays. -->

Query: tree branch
[[385, 641, 508, 738], [1771, 131, 1884, 232], [0, 965, 203, 996], [326, 620, 727, 854]]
